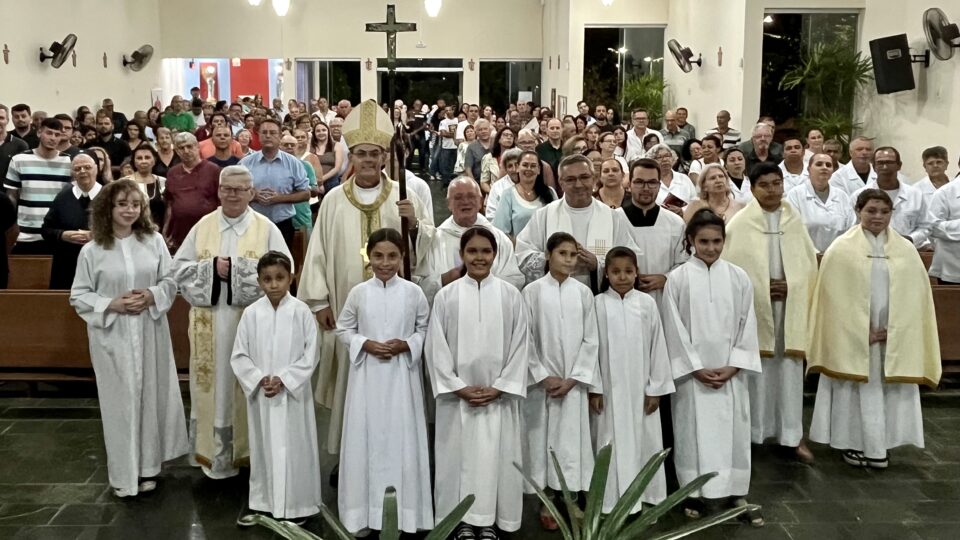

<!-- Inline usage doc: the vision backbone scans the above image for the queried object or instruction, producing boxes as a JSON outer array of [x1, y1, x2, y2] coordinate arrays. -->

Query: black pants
[[11, 240, 51, 255], [938, 278, 960, 285], [276, 218, 296, 252]]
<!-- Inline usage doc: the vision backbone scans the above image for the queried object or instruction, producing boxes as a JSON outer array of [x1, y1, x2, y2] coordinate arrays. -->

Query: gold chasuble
[[343, 178, 394, 280], [189, 210, 270, 466], [806, 227, 941, 388], [723, 200, 819, 358]]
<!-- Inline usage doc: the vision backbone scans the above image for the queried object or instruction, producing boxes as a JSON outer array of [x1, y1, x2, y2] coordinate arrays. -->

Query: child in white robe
[[592, 247, 675, 514], [231, 251, 322, 524], [661, 209, 764, 527], [522, 231, 601, 531], [335, 228, 434, 535], [426, 226, 529, 540]]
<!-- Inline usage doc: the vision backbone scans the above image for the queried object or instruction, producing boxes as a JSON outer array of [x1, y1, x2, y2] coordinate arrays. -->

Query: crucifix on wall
[[365, 4, 416, 72]]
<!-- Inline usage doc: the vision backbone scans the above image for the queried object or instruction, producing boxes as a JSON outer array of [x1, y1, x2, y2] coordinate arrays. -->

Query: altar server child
[[335, 228, 434, 535], [592, 246, 675, 514], [231, 251, 322, 524], [426, 226, 529, 540], [661, 209, 764, 527], [522, 231, 601, 531]]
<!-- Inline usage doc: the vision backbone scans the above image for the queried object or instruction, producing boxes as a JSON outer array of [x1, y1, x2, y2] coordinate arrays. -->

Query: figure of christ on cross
[[365, 4, 417, 71]]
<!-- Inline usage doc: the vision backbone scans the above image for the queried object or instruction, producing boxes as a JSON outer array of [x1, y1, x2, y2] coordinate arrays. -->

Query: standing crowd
[[0, 92, 954, 539]]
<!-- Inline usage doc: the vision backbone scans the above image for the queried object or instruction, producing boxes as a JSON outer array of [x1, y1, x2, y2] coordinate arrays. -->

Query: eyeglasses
[[72, 165, 96, 172], [219, 186, 250, 195], [633, 180, 661, 189]]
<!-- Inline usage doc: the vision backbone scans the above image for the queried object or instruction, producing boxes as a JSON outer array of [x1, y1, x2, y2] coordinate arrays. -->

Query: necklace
[[518, 184, 536, 201], [711, 197, 730, 218]]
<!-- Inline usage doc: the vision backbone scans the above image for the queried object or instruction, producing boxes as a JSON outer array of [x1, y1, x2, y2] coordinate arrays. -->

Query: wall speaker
[[869, 34, 916, 94]]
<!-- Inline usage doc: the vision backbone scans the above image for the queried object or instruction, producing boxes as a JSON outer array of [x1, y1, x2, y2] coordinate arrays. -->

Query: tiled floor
[[0, 387, 958, 539]]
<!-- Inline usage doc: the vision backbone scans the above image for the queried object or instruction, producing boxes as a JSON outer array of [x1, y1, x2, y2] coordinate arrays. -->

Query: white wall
[[158, 0, 543, 104], [0, 0, 163, 116]]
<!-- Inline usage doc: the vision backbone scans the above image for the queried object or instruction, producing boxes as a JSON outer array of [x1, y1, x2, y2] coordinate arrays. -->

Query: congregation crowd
[[0, 89, 955, 539]]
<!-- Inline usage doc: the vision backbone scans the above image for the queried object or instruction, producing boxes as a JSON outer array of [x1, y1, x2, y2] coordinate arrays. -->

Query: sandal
[[113, 487, 137, 498], [842, 450, 869, 468], [731, 497, 764, 528], [866, 455, 889, 469], [455, 523, 477, 540], [478, 526, 499, 540], [138, 479, 157, 493], [683, 497, 706, 519]]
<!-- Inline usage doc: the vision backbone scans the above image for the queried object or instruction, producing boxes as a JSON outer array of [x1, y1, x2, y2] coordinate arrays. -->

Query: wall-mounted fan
[[39, 34, 78, 69], [668, 39, 702, 73], [123, 44, 154, 71], [923, 8, 960, 61]]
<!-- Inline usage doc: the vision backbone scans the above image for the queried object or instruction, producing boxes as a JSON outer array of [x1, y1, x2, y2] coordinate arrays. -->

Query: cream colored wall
[[157, 0, 543, 104], [0, 0, 163, 116]]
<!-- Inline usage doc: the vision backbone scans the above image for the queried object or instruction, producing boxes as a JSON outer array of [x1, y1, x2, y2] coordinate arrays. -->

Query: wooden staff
[[389, 124, 412, 280]]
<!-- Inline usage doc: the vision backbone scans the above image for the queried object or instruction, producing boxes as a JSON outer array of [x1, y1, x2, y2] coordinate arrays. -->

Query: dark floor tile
[[49, 504, 118, 526], [792, 479, 862, 501], [3, 421, 63, 434], [843, 500, 921, 523], [904, 501, 960, 523], [0, 504, 59, 526], [56, 421, 104, 435], [0, 484, 107, 505], [907, 523, 960, 540], [781, 523, 857, 540], [5, 525, 88, 539], [748, 481, 808, 502], [852, 480, 927, 501], [913, 480, 960, 501], [847, 523, 924, 540], [0, 408, 100, 420], [783, 501, 860, 523], [723, 523, 792, 539]]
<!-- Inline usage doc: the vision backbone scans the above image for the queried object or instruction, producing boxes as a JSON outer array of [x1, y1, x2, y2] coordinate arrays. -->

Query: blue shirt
[[240, 150, 309, 223]]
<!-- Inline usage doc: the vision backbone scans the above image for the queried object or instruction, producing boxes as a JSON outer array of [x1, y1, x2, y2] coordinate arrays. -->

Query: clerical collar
[[621, 198, 659, 227], [72, 182, 102, 200], [220, 208, 251, 234]]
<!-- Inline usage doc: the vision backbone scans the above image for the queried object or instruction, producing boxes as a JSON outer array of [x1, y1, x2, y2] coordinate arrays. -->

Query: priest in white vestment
[[516, 154, 640, 290], [231, 275, 322, 520], [425, 227, 529, 535], [661, 213, 761, 512], [298, 100, 432, 454], [415, 177, 524, 305], [808, 190, 940, 469], [618, 158, 688, 307], [722, 163, 818, 462], [174, 166, 291, 478], [71, 179, 188, 498], [335, 230, 434, 534]]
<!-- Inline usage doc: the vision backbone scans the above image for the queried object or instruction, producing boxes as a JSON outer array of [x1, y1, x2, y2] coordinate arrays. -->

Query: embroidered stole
[[342, 178, 393, 279]]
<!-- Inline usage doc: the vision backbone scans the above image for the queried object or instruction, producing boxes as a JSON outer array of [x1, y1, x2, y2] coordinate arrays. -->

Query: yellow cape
[[722, 199, 819, 358], [806, 226, 941, 388]]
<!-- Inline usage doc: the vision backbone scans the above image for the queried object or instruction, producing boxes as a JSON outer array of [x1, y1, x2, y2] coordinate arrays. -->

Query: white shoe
[[113, 487, 137, 498], [138, 480, 157, 493], [354, 528, 372, 538]]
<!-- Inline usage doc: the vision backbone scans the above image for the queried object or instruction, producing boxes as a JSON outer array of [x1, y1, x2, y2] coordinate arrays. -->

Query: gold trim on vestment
[[342, 178, 393, 279], [760, 349, 806, 360], [807, 365, 939, 390]]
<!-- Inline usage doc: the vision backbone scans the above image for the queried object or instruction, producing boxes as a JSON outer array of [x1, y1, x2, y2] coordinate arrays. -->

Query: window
[[295, 60, 361, 105], [479, 61, 542, 113], [583, 27, 666, 118]]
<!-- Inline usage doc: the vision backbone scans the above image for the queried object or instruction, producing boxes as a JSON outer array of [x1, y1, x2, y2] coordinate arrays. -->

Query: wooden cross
[[365, 4, 416, 71]]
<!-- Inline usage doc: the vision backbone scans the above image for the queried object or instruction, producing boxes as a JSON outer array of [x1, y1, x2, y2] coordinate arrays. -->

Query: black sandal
[[731, 497, 764, 528], [683, 497, 706, 519], [478, 526, 499, 540], [455, 523, 477, 540], [842, 450, 869, 468]]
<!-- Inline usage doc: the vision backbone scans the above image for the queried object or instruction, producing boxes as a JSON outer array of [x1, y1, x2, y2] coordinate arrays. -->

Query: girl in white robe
[[522, 232, 601, 530], [592, 247, 675, 514], [231, 251, 322, 522], [70, 180, 188, 498], [335, 229, 433, 535], [426, 226, 529, 540], [661, 208, 763, 526]]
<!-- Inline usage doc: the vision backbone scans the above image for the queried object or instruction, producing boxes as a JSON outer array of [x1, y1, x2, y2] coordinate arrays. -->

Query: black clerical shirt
[[620, 198, 661, 227], [42, 184, 99, 289]]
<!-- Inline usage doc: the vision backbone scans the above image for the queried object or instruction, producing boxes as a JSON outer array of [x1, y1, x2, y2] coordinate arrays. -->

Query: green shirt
[[293, 160, 318, 231], [161, 112, 196, 133]]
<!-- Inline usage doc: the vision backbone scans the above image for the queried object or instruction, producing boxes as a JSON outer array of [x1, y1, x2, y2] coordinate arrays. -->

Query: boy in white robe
[[426, 226, 529, 540], [335, 229, 434, 535], [662, 209, 763, 526], [592, 247, 675, 514], [232, 251, 322, 523], [522, 232, 601, 530]]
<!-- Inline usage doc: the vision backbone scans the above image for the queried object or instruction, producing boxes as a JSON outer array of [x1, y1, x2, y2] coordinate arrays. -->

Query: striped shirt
[[4, 150, 72, 242], [704, 127, 742, 150]]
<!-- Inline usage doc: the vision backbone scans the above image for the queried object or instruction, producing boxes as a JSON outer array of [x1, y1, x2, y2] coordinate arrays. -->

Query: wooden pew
[[933, 286, 960, 374], [0, 291, 191, 381], [7, 256, 52, 290]]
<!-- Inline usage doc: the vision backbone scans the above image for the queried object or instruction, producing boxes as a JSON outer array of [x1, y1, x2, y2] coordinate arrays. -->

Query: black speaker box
[[869, 34, 916, 94]]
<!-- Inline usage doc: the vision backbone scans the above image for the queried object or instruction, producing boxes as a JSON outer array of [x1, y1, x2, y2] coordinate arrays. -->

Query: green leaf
[[617, 471, 718, 537], [425, 494, 477, 540], [381, 486, 400, 540], [645, 504, 759, 540], [550, 450, 583, 540], [242, 513, 325, 540], [319, 503, 356, 540], [581, 444, 612, 540], [598, 447, 671, 540], [513, 462, 575, 540]]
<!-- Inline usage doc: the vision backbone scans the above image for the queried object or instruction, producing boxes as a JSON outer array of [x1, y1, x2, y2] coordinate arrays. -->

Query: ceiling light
[[425, 0, 441, 17], [248, 0, 262, 5], [602, 0, 614, 6], [272, 0, 290, 16], [763, 15, 774, 24]]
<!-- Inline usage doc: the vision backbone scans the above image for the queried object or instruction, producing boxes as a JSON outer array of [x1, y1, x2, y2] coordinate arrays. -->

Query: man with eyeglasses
[[239, 118, 310, 250], [53, 114, 80, 158], [516, 154, 640, 290], [298, 99, 432, 466], [618, 158, 687, 307], [850, 147, 932, 249], [173, 164, 291, 484], [163, 132, 221, 251]]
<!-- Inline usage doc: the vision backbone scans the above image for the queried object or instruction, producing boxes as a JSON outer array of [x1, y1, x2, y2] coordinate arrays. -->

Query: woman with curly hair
[[70, 179, 188, 499]]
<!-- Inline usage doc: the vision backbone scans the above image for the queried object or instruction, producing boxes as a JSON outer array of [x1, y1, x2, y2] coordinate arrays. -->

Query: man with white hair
[[463, 118, 493, 181], [742, 123, 782, 176], [415, 177, 523, 304], [163, 132, 221, 250], [174, 165, 291, 482]]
